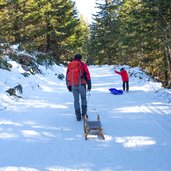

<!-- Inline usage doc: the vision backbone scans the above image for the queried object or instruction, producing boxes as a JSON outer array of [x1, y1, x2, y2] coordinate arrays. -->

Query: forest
[[0, 0, 171, 87]]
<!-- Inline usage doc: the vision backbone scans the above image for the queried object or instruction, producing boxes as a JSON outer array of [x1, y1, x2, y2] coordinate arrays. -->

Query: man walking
[[66, 54, 91, 121]]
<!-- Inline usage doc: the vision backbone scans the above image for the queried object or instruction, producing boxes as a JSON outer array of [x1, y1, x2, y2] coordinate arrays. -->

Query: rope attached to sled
[[87, 92, 98, 116]]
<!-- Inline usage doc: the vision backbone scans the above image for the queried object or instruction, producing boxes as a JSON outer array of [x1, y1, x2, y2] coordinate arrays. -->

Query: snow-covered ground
[[0, 61, 171, 171]]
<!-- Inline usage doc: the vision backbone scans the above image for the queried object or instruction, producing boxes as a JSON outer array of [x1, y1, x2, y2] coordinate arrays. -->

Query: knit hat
[[120, 67, 124, 71], [74, 54, 82, 60]]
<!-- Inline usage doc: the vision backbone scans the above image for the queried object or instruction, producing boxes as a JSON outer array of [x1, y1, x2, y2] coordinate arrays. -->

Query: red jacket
[[115, 70, 129, 82], [66, 59, 91, 88]]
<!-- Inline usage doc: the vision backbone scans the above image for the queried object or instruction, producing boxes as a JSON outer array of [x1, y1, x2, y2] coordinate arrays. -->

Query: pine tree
[[89, 0, 171, 87], [0, 0, 89, 63], [89, 0, 123, 65]]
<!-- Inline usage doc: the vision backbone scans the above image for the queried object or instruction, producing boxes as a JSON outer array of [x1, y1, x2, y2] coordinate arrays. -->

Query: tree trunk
[[166, 46, 171, 87], [164, 39, 171, 87]]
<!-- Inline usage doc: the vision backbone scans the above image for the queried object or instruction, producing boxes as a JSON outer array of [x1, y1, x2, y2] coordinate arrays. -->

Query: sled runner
[[109, 88, 123, 95], [83, 114, 105, 140]]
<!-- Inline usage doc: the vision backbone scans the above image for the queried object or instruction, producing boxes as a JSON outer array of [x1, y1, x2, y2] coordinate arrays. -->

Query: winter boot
[[82, 105, 88, 119], [75, 109, 81, 121]]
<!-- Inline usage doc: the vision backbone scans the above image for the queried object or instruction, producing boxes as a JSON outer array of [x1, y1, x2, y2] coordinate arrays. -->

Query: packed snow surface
[[0, 63, 171, 171]]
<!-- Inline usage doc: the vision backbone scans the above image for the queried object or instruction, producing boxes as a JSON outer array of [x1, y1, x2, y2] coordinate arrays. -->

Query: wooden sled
[[83, 114, 105, 140]]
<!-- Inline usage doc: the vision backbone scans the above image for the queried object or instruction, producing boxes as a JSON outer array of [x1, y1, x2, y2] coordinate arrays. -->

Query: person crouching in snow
[[114, 67, 129, 92]]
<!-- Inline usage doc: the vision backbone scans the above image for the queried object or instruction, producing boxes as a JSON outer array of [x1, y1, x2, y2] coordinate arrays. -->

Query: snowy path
[[0, 65, 171, 171]]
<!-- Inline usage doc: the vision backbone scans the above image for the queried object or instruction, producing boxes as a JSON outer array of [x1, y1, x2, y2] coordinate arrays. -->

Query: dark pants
[[72, 85, 87, 119], [123, 81, 129, 91]]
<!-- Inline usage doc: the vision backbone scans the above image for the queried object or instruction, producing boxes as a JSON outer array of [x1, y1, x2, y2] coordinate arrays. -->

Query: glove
[[67, 86, 72, 92], [87, 80, 91, 91]]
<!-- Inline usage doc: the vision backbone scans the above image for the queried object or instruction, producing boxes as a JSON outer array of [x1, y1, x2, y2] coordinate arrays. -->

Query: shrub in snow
[[57, 73, 64, 80], [6, 84, 23, 98], [21, 73, 30, 77], [0, 57, 12, 71], [35, 53, 55, 67]]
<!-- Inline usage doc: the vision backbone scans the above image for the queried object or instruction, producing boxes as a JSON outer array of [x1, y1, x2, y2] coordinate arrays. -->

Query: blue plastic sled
[[109, 88, 123, 95]]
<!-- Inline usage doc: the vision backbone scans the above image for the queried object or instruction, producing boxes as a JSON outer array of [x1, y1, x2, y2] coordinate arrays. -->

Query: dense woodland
[[0, 0, 171, 87]]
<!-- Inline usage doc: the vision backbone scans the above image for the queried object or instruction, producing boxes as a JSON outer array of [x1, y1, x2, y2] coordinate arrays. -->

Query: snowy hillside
[[0, 57, 171, 170]]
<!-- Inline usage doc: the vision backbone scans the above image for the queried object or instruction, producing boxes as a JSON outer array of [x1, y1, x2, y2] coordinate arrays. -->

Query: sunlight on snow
[[92, 87, 109, 93], [92, 73, 113, 77], [84, 134, 113, 141], [21, 130, 58, 139], [0, 132, 17, 139], [115, 136, 156, 148], [42, 132, 56, 138], [93, 82, 115, 86], [131, 85, 145, 91], [103, 135, 113, 141], [6, 99, 68, 111], [115, 105, 151, 113], [21, 130, 41, 138], [0, 120, 22, 126], [24, 99, 68, 109], [39, 84, 57, 92], [0, 167, 39, 171], [0, 119, 73, 140], [23, 120, 37, 125], [47, 166, 91, 171]]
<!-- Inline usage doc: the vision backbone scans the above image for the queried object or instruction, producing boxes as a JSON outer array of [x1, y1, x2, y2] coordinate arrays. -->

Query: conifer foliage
[[0, 0, 89, 62], [89, 0, 171, 87]]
